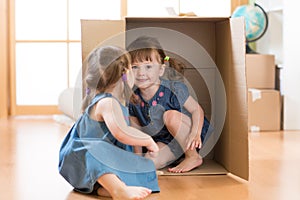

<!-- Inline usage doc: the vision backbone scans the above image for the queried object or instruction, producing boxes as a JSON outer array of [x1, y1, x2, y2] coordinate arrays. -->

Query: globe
[[231, 3, 268, 53]]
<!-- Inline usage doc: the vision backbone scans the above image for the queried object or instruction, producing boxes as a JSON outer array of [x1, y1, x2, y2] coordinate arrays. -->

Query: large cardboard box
[[246, 54, 275, 89], [81, 17, 248, 180], [248, 89, 281, 131]]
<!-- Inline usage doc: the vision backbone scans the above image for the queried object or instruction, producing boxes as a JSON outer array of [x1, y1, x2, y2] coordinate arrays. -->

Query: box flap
[[80, 20, 125, 62], [214, 17, 249, 180]]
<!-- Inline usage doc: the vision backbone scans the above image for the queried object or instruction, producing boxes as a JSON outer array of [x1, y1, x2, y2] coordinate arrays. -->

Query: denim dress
[[129, 79, 211, 159], [58, 93, 160, 194]]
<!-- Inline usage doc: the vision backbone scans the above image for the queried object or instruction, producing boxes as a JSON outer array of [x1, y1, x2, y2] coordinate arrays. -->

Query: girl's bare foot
[[97, 187, 111, 197], [97, 185, 152, 200], [97, 174, 153, 200], [168, 154, 203, 173], [111, 186, 152, 200]]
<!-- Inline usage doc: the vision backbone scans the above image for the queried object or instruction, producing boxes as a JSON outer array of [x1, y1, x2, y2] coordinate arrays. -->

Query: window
[[12, 0, 121, 114]]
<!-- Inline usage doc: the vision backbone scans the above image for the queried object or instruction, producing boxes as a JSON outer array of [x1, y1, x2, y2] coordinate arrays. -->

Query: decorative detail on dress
[[152, 100, 157, 106]]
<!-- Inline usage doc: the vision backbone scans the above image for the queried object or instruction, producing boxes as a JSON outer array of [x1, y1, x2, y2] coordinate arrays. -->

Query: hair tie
[[164, 56, 170, 62], [86, 88, 91, 95], [122, 73, 127, 81]]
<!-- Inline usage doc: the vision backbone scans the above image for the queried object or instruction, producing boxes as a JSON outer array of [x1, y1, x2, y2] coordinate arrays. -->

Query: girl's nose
[[136, 66, 146, 75]]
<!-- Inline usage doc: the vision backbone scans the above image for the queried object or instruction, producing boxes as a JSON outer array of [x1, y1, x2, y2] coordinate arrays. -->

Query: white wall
[[282, 1, 300, 130], [256, 0, 300, 130], [180, 0, 231, 17], [255, 1, 283, 64]]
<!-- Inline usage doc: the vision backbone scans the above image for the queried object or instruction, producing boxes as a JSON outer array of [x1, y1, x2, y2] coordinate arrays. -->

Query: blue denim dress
[[129, 79, 211, 158], [58, 93, 160, 194]]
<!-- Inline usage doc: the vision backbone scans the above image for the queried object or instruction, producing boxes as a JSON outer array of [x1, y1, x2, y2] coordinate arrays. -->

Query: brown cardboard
[[81, 20, 125, 62], [81, 17, 248, 180], [248, 89, 281, 131], [214, 18, 248, 180], [182, 68, 213, 120], [246, 54, 276, 89], [159, 159, 227, 176]]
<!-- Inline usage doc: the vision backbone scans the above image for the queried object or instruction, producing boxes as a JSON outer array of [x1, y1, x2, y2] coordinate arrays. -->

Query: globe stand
[[246, 43, 257, 54], [245, 3, 269, 54]]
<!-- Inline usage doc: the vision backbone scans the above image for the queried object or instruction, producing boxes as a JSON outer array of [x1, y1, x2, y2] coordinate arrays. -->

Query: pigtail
[[81, 50, 99, 112], [163, 56, 185, 81], [81, 87, 96, 112]]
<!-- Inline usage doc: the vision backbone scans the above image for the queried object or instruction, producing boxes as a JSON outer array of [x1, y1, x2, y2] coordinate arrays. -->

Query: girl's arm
[[129, 116, 142, 130], [129, 116, 144, 155], [95, 97, 159, 153], [183, 96, 205, 150]]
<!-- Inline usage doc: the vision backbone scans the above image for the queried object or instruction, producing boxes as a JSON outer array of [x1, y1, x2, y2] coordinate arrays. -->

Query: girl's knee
[[163, 110, 180, 126]]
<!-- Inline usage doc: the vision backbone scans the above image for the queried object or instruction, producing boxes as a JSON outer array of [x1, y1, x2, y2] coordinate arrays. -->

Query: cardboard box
[[246, 54, 275, 89], [81, 17, 248, 180], [248, 89, 281, 131]]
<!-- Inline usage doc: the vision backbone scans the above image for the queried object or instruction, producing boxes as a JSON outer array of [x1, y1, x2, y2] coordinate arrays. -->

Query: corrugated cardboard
[[246, 54, 275, 89], [248, 89, 281, 131], [81, 17, 248, 180]]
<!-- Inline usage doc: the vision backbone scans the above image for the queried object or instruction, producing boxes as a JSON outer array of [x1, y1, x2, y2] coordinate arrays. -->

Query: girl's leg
[[163, 110, 203, 173], [145, 142, 176, 169], [97, 173, 152, 200]]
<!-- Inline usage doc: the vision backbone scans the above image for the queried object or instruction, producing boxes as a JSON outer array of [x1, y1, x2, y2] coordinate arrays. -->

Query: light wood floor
[[1, 115, 300, 200]]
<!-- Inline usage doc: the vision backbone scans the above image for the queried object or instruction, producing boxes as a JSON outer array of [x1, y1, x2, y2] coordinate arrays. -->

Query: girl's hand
[[147, 151, 158, 158], [146, 140, 159, 158], [147, 140, 159, 152], [133, 146, 143, 156], [186, 133, 202, 151]]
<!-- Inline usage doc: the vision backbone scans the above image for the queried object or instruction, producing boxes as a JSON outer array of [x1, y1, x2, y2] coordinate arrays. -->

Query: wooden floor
[[1, 115, 300, 200]]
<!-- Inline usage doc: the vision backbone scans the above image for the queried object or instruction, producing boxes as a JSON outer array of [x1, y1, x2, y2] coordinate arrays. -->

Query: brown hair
[[81, 45, 132, 111], [127, 36, 184, 80]]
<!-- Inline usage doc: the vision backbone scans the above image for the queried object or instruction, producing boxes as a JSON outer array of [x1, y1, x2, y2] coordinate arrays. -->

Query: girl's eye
[[132, 65, 138, 70], [146, 65, 152, 69]]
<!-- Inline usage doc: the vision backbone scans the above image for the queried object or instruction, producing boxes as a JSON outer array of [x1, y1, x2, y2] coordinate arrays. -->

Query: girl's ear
[[159, 64, 166, 77]]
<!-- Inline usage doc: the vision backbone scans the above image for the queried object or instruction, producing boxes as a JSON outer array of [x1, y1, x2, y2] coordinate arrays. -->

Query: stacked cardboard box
[[246, 54, 281, 131]]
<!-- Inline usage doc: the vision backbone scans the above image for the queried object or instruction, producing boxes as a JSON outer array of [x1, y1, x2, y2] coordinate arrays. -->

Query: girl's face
[[132, 56, 165, 90]]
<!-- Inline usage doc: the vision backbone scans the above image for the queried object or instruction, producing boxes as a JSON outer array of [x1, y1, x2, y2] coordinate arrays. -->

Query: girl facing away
[[127, 36, 211, 173], [58, 45, 160, 200]]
